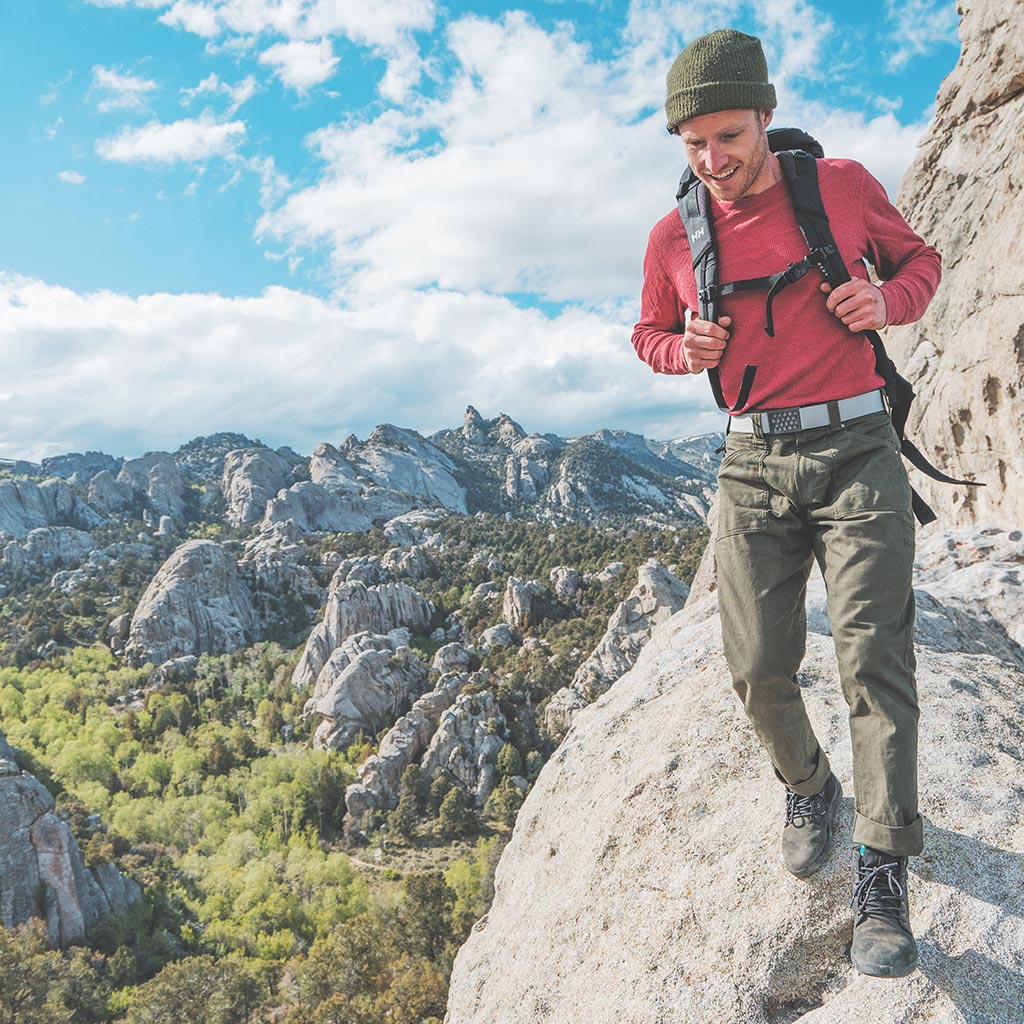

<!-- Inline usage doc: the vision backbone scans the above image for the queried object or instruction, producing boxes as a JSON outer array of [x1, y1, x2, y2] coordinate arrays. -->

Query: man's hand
[[820, 280, 887, 332], [682, 315, 731, 373]]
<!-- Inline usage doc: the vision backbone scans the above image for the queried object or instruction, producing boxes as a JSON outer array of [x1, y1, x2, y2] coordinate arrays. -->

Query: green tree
[[0, 921, 96, 1024], [387, 764, 421, 839], [496, 742, 523, 780], [125, 953, 272, 1024], [437, 785, 476, 840]]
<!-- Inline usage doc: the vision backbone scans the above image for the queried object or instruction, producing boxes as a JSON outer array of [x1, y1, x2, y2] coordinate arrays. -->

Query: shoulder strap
[[676, 176, 757, 412]]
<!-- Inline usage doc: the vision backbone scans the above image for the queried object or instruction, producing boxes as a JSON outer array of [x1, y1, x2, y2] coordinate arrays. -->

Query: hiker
[[631, 28, 942, 978]]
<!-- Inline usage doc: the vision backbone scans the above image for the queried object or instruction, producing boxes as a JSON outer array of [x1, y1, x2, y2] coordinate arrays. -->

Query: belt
[[728, 389, 885, 434]]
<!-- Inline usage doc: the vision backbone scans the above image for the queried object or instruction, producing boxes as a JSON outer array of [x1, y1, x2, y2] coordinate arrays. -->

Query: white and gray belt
[[728, 389, 885, 435]]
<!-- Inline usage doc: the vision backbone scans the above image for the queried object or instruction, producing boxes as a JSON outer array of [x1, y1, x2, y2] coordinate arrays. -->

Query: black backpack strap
[[677, 177, 757, 412]]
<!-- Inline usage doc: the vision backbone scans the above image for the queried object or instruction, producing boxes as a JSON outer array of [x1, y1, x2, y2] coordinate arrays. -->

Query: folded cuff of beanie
[[666, 81, 777, 132]]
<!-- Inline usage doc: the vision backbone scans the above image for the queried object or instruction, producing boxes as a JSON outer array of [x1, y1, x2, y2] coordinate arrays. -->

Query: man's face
[[677, 108, 774, 202]]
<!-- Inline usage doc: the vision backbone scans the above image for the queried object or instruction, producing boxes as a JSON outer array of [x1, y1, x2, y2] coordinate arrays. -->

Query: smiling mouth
[[707, 167, 738, 182]]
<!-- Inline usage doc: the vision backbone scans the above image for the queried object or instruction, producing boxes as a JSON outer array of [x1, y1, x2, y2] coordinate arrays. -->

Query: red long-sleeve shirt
[[631, 158, 941, 411]]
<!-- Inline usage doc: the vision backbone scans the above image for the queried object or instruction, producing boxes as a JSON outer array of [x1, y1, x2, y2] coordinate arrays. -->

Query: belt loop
[[827, 400, 842, 429], [751, 412, 764, 440]]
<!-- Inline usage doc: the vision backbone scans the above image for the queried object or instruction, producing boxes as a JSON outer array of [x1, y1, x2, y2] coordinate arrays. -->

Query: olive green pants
[[716, 410, 923, 857]]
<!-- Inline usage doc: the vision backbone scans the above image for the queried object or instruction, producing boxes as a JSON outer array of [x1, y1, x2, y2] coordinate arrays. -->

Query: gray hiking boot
[[781, 771, 842, 877], [850, 845, 919, 978]]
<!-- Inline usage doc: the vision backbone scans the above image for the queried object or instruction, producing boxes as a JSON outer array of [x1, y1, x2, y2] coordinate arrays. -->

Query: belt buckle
[[766, 407, 802, 433]]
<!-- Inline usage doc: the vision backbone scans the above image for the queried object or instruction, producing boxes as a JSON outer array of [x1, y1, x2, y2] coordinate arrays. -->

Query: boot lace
[[851, 852, 907, 927], [784, 788, 826, 828]]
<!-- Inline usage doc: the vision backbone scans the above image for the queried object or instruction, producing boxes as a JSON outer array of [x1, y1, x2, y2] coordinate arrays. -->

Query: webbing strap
[[678, 175, 757, 412]]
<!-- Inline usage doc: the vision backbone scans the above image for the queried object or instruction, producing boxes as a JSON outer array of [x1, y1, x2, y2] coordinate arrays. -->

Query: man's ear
[[761, 109, 774, 129]]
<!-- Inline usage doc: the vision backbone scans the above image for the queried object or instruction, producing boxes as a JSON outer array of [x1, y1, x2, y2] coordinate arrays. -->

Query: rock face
[[343, 670, 471, 836], [421, 690, 507, 808], [264, 480, 374, 534], [40, 451, 121, 481], [549, 565, 582, 603], [445, 526, 1024, 1023], [884, 0, 1024, 526], [0, 479, 93, 538], [341, 425, 468, 515], [311, 644, 430, 751], [501, 577, 548, 631], [0, 733, 141, 947], [292, 572, 436, 689], [222, 447, 295, 526], [117, 453, 187, 519], [570, 558, 689, 701], [240, 522, 323, 637], [124, 540, 258, 665], [3, 527, 95, 575]]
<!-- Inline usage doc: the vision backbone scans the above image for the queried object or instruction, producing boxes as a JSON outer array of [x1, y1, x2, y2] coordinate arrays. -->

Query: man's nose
[[704, 143, 728, 174]]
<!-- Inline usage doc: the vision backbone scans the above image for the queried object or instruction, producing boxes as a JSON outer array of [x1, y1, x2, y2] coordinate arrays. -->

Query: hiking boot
[[781, 772, 842, 877], [850, 845, 919, 978]]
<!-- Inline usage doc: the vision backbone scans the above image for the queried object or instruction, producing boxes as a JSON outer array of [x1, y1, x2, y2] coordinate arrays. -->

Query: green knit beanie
[[665, 29, 777, 133]]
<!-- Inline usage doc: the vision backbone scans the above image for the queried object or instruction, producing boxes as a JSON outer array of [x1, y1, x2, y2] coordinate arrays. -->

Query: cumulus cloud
[[159, 0, 221, 37], [0, 272, 713, 462], [96, 113, 247, 164], [57, 170, 87, 184], [256, 7, 923, 309], [91, 65, 159, 112], [883, 0, 959, 71], [182, 72, 258, 113], [258, 39, 339, 93], [156, 0, 434, 100]]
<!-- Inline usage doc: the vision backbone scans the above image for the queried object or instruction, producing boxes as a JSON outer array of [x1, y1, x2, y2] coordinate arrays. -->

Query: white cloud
[[41, 71, 74, 106], [884, 0, 959, 71], [86, 0, 170, 7], [182, 72, 258, 113], [156, 0, 434, 101], [45, 118, 64, 141], [57, 170, 87, 185], [256, 6, 928, 309], [258, 38, 339, 92], [96, 113, 247, 164], [0, 272, 713, 462], [248, 155, 292, 208], [159, 0, 221, 37], [91, 65, 159, 112]]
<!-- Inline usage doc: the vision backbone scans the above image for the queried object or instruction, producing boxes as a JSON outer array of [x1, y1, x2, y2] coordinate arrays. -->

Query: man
[[631, 29, 941, 979]]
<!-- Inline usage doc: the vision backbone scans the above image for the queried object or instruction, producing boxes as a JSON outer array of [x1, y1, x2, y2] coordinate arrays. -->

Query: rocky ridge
[[885, 0, 1024, 526], [444, 524, 1024, 1023]]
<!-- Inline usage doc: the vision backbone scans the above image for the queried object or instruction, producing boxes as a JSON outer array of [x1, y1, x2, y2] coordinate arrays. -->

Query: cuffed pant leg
[[812, 415, 922, 857]]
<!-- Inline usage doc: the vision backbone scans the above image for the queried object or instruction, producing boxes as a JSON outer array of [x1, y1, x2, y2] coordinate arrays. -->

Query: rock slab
[[445, 531, 1024, 1023]]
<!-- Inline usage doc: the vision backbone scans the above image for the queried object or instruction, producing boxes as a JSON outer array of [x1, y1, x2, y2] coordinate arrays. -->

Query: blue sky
[[1, 0, 961, 461]]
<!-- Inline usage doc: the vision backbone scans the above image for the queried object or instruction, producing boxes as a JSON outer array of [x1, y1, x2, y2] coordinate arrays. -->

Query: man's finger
[[687, 336, 727, 352]]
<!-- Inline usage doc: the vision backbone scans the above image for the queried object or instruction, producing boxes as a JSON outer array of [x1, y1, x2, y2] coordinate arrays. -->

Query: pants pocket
[[716, 446, 771, 539]]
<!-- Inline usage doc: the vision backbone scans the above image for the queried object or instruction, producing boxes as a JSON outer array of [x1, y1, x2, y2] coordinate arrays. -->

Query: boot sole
[[785, 778, 843, 879], [850, 952, 919, 978]]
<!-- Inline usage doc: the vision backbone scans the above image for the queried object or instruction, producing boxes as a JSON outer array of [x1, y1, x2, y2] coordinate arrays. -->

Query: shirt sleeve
[[631, 232, 692, 375], [858, 164, 942, 326]]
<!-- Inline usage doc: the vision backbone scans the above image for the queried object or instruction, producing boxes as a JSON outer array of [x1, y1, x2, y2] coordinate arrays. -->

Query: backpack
[[675, 127, 982, 526]]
